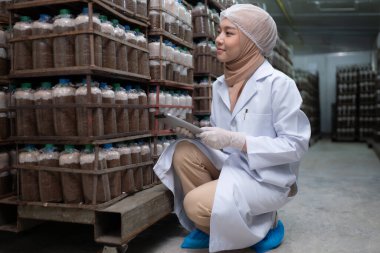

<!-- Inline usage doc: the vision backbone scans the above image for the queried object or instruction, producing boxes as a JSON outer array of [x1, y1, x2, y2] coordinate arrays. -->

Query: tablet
[[158, 113, 203, 134]]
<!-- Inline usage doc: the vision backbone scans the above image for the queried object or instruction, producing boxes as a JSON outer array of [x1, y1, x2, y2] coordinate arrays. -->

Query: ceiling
[[237, 0, 380, 55]]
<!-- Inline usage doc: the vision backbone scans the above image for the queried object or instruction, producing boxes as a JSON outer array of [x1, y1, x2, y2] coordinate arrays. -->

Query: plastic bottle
[[59, 145, 82, 203], [149, 10, 163, 30], [14, 83, 37, 136], [148, 88, 157, 131], [80, 144, 109, 204], [158, 90, 166, 129], [103, 144, 121, 198], [140, 142, 152, 186], [125, 26, 138, 74], [149, 60, 161, 80], [155, 138, 163, 156], [113, 0, 124, 7], [125, 0, 137, 14], [32, 14, 53, 69], [126, 85, 140, 132], [148, 40, 161, 58], [34, 82, 55, 136], [0, 48, 7, 76], [112, 20, 128, 72], [75, 8, 102, 66], [0, 89, 8, 140], [100, 82, 117, 135], [136, 85, 149, 131], [116, 143, 134, 193], [0, 152, 11, 196], [185, 91, 192, 121], [136, 0, 147, 17], [13, 16, 32, 70], [135, 31, 149, 76], [130, 143, 142, 191], [100, 15, 116, 69], [179, 91, 187, 119], [75, 80, 104, 136], [38, 144, 62, 203], [53, 9, 75, 68], [113, 83, 129, 133], [19, 144, 40, 201], [172, 91, 180, 117], [192, 3, 206, 35], [53, 79, 77, 136]]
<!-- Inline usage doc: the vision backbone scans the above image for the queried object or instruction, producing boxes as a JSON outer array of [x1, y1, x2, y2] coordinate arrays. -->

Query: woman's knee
[[172, 141, 195, 169], [183, 189, 201, 222], [183, 187, 212, 224]]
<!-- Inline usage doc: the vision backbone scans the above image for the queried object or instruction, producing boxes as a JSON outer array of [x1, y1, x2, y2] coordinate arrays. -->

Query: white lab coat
[[153, 60, 311, 252]]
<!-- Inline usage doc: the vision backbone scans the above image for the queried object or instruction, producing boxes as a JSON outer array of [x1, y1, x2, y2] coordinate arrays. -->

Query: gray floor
[[0, 139, 380, 253]]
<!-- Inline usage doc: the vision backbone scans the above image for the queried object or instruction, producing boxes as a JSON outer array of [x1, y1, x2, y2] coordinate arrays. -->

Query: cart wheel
[[117, 244, 128, 253]]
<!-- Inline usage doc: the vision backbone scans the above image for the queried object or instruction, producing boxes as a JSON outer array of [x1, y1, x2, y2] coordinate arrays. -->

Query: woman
[[153, 4, 311, 252]]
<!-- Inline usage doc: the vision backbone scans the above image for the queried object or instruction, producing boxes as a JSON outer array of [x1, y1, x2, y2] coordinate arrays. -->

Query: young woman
[[153, 4, 311, 252]]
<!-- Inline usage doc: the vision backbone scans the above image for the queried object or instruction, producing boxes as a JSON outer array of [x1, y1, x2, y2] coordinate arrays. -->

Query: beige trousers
[[172, 141, 220, 234]]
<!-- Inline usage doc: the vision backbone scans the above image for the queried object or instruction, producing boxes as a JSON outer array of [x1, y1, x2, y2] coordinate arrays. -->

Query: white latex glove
[[198, 127, 246, 150], [175, 127, 195, 139]]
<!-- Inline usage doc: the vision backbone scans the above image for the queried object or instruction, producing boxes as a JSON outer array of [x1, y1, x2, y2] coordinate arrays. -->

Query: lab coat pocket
[[240, 113, 274, 136]]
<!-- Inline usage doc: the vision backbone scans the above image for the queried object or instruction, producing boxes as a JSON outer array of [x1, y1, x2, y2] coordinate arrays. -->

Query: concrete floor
[[0, 139, 380, 253]]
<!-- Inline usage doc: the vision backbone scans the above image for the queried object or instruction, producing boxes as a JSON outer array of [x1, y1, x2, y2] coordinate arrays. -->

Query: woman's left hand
[[198, 127, 246, 150]]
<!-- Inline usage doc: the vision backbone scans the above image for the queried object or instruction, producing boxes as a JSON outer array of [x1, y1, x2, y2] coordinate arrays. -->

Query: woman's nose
[[215, 34, 223, 46]]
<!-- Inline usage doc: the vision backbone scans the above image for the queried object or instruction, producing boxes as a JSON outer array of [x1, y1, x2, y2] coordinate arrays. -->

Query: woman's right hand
[[175, 127, 195, 139]]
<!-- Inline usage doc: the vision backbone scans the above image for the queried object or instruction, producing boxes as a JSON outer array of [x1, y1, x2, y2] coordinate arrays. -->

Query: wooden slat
[[95, 184, 173, 245]]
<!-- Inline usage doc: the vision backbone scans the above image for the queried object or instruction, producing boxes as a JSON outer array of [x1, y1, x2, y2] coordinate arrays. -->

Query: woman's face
[[215, 19, 241, 63]]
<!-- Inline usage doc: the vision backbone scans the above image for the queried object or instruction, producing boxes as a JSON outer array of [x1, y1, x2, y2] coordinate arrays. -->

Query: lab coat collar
[[215, 60, 274, 117]]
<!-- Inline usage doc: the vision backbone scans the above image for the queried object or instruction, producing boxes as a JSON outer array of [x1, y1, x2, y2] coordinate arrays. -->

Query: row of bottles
[[0, 27, 8, 76], [149, 10, 192, 43], [148, 88, 192, 130], [193, 79, 211, 112], [149, 40, 193, 83], [19, 142, 153, 204], [151, 136, 174, 156], [268, 51, 294, 78], [149, 0, 192, 25], [0, 150, 15, 196], [337, 83, 357, 94], [336, 67, 359, 83], [0, 88, 9, 140], [194, 41, 223, 75], [149, 40, 193, 66], [376, 79, 380, 141], [192, 3, 220, 39], [13, 9, 149, 76], [12, 80, 149, 137], [105, 0, 147, 18]]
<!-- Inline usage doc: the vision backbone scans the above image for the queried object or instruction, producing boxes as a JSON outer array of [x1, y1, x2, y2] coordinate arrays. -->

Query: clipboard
[[155, 113, 203, 134]]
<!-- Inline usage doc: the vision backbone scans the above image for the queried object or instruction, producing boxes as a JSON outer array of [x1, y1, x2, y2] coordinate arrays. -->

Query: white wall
[[293, 51, 374, 134]]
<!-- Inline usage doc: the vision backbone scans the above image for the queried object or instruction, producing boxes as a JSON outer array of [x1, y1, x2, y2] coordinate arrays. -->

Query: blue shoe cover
[[181, 228, 210, 249], [251, 220, 284, 253]]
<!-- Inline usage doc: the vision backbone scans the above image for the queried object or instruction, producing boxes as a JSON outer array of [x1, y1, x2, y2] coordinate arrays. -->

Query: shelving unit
[[0, 1, 14, 204], [147, 0, 194, 146], [269, 38, 294, 79], [295, 70, 321, 146], [358, 66, 377, 141], [333, 66, 358, 141], [332, 65, 377, 142], [190, 0, 224, 121], [0, 1, 174, 249]]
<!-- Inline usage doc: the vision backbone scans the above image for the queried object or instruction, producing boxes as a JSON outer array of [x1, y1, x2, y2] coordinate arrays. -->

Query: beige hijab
[[225, 31, 265, 111]]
